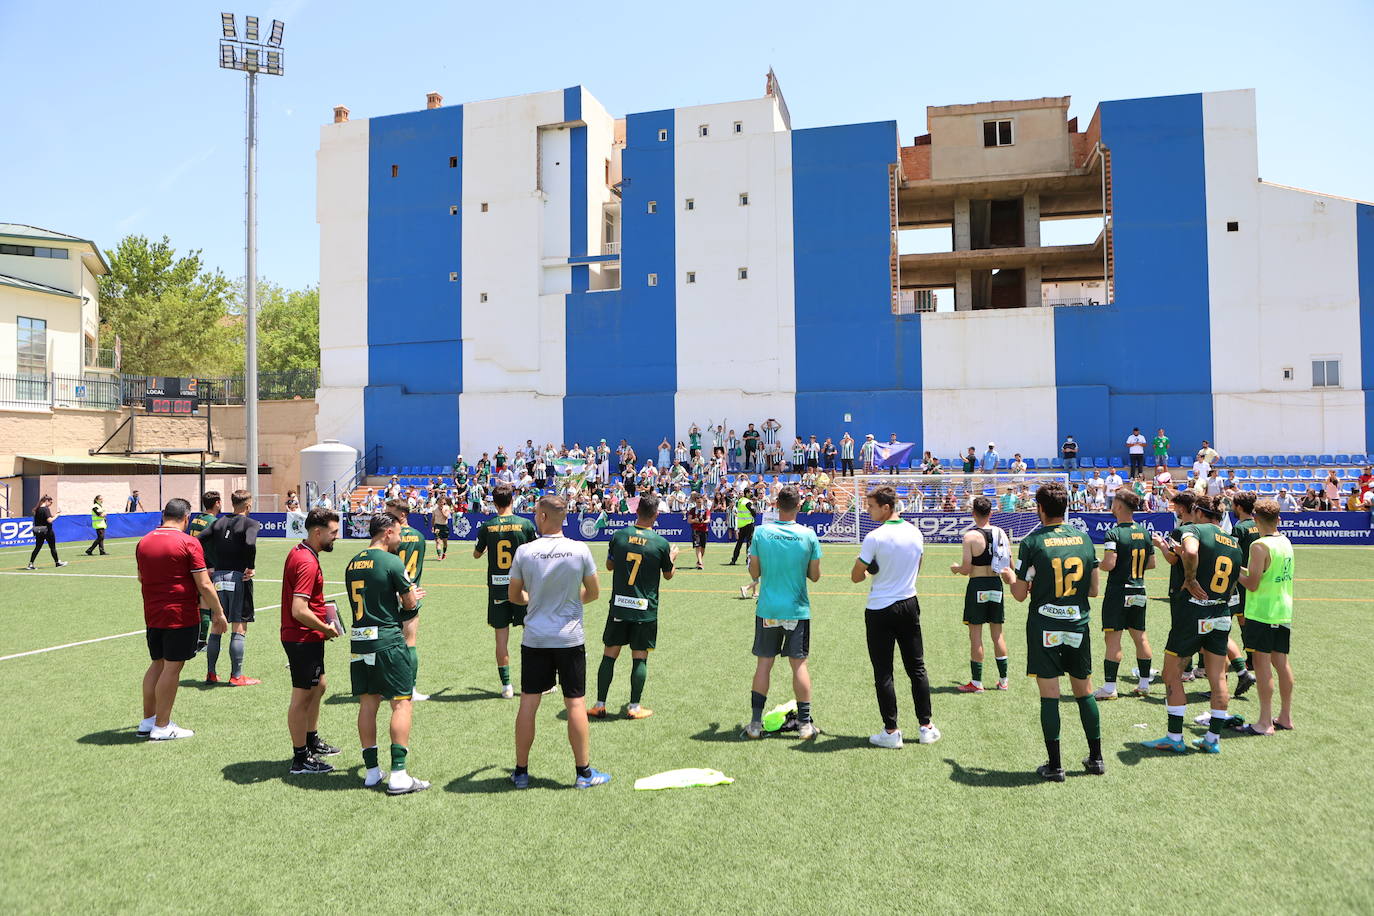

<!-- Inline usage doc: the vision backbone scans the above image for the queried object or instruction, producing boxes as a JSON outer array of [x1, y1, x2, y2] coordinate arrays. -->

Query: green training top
[[1232, 517, 1260, 562], [476, 514, 538, 596], [1180, 523, 1243, 604], [1015, 522, 1098, 628], [344, 547, 415, 652], [1165, 523, 1194, 597], [1103, 521, 1153, 591], [607, 524, 674, 621], [1246, 534, 1293, 625]]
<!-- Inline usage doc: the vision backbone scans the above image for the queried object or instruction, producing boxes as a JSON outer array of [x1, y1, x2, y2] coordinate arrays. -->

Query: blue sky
[[2, 0, 1371, 291]]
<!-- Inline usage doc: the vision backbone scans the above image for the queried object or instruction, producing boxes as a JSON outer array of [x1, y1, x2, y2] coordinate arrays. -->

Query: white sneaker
[[797, 721, 819, 740], [25, 564, 35, 570], [1179, 670, 1197, 683], [1092, 685, 1118, 700], [917, 724, 941, 744], [137, 716, 156, 736], [739, 586, 750, 599], [364, 767, 386, 787], [500, 684, 515, 699], [742, 721, 763, 739], [411, 689, 430, 702], [149, 722, 194, 740], [1191, 667, 1207, 679], [1194, 712, 1212, 726], [869, 729, 903, 749]]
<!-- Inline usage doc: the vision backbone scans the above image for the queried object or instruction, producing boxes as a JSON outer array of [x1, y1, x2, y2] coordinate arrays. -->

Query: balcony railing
[[602, 241, 620, 256], [0, 368, 320, 412], [84, 349, 120, 370], [1042, 296, 1100, 308]]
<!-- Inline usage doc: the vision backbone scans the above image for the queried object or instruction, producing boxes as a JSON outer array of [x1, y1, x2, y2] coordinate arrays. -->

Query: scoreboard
[[143, 377, 200, 415]]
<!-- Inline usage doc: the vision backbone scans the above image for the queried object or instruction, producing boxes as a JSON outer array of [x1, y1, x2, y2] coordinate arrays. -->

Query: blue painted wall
[[1359, 203, 1374, 456], [562, 108, 676, 460], [792, 121, 917, 445], [366, 105, 463, 464], [1054, 93, 1213, 458]]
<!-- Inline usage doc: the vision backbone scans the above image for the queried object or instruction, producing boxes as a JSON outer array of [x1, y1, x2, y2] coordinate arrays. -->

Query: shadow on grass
[[786, 732, 870, 753], [324, 693, 360, 705], [689, 722, 745, 742], [223, 759, 364, 790], [943, 757, 1075, 788], [444, 766, 566, 794], [930, 685, 982, 695], [426, 687, 503, 703], [77, 728, 148, 746], [178, 679, 217, 691]]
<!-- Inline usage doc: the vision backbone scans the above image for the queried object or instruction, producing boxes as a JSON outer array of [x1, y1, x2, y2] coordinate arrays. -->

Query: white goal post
[[817, 472, 1069, 545]]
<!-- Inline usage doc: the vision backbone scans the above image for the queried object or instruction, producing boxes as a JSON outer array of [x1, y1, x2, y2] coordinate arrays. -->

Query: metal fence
[[0, 368, 318, 411]]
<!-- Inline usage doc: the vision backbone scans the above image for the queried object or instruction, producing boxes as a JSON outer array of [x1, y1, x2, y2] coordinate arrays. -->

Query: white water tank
[[300, 439, 359, 494]]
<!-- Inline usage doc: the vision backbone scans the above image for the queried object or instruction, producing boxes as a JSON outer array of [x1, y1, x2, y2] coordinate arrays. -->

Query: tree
[[97, 235, 237, 375], [240, 280, 320, 375]]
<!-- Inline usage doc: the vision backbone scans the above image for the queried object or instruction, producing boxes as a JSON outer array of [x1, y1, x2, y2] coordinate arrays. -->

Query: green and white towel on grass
[[633, 768, 735, 791]]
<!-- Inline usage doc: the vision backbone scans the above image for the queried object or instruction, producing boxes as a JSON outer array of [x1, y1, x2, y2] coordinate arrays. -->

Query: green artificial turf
[[2, 535, 1372, 913]]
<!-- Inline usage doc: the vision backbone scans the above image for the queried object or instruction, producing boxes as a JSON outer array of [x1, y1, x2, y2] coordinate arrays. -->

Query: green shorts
[[1164, 594, 1233, 658], [963, 577, 1004, 626], [602, 612, 658, 651], [1243, 619, 1291, 655], [1100, 587, 1149, 631], [350, 643, 415, 700], [1025, 622, 1092, 680], [488, 596, 526, 629]]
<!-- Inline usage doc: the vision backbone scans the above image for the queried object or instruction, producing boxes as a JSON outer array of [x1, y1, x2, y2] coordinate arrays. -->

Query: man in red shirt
[[136, 498, 227, 740], [1359, 465, 1373, 498], [281, 508, 342, 774], [687, 493, 711, 570]]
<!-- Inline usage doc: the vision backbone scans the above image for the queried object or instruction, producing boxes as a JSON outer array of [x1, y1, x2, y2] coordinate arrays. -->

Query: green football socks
[[597, 655, 616, 704], [498, 665, 511, 687], [1039, 697, 1060, 742], [1137, 658, 1152, 682], [629, 657, 648, 705], [1228, 657, 1245, 674], [1076, 695, 1101, 740], [1104, 660, 1120, 684], [970, 661, 983, 684], [390, 743, 408, 772], [994, 656, 1008, 680], [362, 745, 379, 769]]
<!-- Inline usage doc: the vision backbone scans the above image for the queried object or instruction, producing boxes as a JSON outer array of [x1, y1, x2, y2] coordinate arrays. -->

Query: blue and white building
[[316, 81, 1374, 464]]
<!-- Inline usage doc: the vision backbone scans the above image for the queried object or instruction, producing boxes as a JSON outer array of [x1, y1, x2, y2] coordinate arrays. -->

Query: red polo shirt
[[280, 542, 328, 643], [136, 526, 207, 629]]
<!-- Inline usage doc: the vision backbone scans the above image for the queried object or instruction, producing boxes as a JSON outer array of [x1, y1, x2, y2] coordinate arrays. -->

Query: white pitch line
[[0, 591, 349, 662], [0, 571, 347, 586]]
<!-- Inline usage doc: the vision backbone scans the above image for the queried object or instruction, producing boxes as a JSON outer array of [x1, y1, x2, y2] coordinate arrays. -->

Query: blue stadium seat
[[1069, 472, 1084, 482], [1223, 455, 1238, 467], [1258, 482, 1276, 494], [1301, 455, 1318, 467], [996, 458, 1008, 470], [1254, 455, 1271, 467], [1286, 455, 1301, 466], [1239, 455, 1255, 467], [1335, 454, 1351, 465], [1235, 469, 1249, 479], [1353, 454, 1369, 465], [1282, 469, 1298, 480], [1094, 458, 1108, 468], [1319, 454, 1334, 466], [1298, 469, 1314, 480], [1109, 457, 1124, 468], [1241, 482, 1257, 491], [1049, 457, 1062, 468], [1270, 456, 1286, 468], [1268, 469, 1284, 480]]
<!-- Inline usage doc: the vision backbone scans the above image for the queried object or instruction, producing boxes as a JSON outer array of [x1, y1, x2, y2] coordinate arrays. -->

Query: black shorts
[[752, 617, 811, 659], [603, 613, 657, 651], [282, 640, 326, 689], [433, 522, 450, 538], [692, 528, 708, 549], [1243, 619, 1291, 655], [521, 644, 586, 698], [1164, 595, 1233, 658], [146, 626, 197, 662]]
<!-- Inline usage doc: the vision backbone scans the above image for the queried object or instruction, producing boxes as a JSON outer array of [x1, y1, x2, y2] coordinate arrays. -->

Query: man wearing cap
[[860, 435, 877, 473]]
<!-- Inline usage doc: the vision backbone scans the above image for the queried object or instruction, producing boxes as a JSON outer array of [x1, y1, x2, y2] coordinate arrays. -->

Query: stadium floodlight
[[216, 13, 286, 502]]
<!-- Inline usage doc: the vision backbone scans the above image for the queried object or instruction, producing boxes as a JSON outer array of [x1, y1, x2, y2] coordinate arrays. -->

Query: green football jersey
[[607, 524, 674, 622], [191, 512, 218, 565], [1232, 518, 1259, 564], [477, 514, 538, 595], [1104, 521, 1153, 591], [1180, 523, 1243, 604], [344, 547, 415, 652], [1166, 523, 1193, 597], [1015, 523, 1098, 627], [397, 525, 426, 585]]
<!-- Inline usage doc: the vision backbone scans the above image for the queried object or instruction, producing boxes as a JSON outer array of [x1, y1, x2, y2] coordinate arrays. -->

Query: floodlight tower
[[218, 12, 284, 502]]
